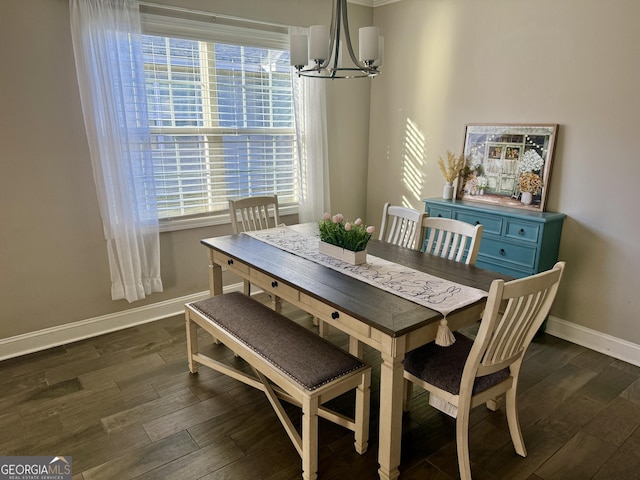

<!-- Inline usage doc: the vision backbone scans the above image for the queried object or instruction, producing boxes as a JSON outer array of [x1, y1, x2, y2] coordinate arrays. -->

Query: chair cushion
[[190, 292, 366, 392], [403, 332, 509, 396]]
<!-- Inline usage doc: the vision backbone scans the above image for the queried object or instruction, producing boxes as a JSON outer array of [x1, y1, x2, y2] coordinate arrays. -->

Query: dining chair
[[228, 194, 281, 309], [422, 217, 483, 265], [378, 202, 427, 250], [229, 194, 280, 235], [403, 261, 566, 480]]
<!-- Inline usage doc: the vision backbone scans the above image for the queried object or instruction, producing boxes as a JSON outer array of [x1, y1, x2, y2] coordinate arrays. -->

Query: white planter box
[[318, 241, 367, 265]]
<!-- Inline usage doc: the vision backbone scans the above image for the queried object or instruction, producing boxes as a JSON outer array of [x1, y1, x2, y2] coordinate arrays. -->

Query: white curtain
[[70, 0, 163, 302], [290, 26, 331, 223]]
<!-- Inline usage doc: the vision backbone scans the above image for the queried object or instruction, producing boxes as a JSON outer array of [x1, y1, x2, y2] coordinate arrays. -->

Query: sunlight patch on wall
[[401, 117, 426, 207]]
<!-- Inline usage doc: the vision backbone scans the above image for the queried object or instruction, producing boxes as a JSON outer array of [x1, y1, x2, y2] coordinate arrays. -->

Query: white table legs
[[377, 341, 406, 480]]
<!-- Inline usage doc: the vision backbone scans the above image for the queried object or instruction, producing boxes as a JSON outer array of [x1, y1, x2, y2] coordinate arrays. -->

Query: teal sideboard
[[423, 198, 566, 278]]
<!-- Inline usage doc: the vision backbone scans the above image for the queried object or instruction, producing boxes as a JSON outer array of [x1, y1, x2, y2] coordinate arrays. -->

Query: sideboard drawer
[[505, 220, 540, 243], [480, 237, 537, 270], [455, 211, 503, 236], [475, 259, 532, 278], [427, 205, 453, 219]]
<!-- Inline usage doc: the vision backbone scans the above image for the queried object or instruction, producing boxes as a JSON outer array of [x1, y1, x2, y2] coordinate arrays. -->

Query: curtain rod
[[138, 1, 291, 33]]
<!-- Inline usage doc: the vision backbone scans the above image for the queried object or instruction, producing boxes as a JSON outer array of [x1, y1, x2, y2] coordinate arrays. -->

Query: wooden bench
[[185, 292, 371, 480]]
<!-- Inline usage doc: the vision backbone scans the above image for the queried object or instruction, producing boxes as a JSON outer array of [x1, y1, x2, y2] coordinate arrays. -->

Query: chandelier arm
[[339, 0, 365, 69], [321, 0, 339, 70], [330, 0, 343, 77]]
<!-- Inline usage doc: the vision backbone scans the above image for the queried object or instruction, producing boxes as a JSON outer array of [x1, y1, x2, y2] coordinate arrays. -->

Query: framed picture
[[457, 123, 558, 211]]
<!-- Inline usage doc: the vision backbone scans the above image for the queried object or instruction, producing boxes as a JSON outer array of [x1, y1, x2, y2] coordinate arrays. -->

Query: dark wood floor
[[2, 296, 640, 480]]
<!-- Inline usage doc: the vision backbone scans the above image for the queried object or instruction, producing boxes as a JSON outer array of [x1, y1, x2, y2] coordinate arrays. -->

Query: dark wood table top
[[202, 233, 509, 337]]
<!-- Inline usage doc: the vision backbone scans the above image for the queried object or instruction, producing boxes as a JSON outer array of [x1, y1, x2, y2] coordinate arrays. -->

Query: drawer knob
[[271, 281, 278, 288], [331, 311, 340, 320], [475, 221, 481, 226], [499, 248, 506, 256], [227, 259, 234, 265], [518, 228, 526, 235], [437, 214, 443, 217]]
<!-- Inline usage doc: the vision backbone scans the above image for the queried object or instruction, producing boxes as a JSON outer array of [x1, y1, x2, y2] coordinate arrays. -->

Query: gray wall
[[0, 0, 371, 340], [366, 0, 640, 344]]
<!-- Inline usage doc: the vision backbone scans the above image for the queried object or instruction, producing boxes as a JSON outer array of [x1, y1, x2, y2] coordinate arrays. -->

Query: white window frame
[[140, 9, 299, 232]]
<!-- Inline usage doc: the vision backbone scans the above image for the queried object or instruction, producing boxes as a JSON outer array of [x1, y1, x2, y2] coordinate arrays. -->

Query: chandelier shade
[[290, 0, 383, 79]]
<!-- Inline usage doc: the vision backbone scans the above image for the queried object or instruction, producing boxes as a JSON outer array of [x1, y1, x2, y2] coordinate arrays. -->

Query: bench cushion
[[190, 292, 366, 391]]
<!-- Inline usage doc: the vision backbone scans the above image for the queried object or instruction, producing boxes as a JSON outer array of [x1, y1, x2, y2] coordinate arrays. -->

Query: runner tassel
[[435, 318, 456, 347]]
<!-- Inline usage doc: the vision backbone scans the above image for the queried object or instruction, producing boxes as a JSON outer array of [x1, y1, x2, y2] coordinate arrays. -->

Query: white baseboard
[[0, 285, 242, 362], [545, 315, 640, 367], [3, 296, 639, 368]]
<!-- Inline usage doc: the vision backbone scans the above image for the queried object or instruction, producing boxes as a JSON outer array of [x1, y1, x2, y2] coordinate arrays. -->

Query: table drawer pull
[[214, 251, 249, 274], [499, 248, 506, 256], [271, 281, 278, 288], [475, 221, 481, 226], [518, 228, 525, 235], [331, 311, 340, 320]]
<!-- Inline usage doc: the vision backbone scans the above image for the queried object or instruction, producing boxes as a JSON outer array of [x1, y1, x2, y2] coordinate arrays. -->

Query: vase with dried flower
[[437, 151, 465, 200]]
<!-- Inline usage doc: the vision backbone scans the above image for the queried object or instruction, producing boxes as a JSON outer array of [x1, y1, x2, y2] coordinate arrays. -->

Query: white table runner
[[244, 225, 487, 317]]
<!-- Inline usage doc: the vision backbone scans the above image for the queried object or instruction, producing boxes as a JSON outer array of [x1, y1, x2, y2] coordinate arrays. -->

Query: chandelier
[[290, 0, 383, 79]]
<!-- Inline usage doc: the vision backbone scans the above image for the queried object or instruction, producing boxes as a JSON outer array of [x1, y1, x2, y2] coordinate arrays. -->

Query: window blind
[[140, 11, 297, 220]]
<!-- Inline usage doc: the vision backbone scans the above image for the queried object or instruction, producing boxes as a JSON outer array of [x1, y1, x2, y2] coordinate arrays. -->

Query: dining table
[[200, 223, 508, 480]]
